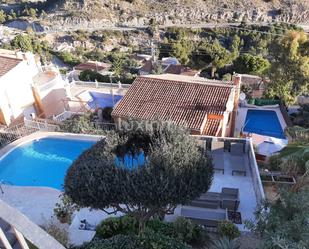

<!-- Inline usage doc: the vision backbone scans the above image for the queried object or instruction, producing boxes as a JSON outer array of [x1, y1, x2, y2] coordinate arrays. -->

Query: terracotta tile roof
[[0, 56, 22, 78], [202, 118, 222, 136], [139, 60, 154, 73], [164, 64, 199, 76], [112, 76, 234, 132], [75, 62, 110, 71]]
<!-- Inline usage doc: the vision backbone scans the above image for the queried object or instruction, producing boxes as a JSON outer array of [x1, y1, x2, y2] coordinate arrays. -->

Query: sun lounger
[[212, 154, 225, 174], [221, 188, 240, 210], [181, 206, 228, 227], [190, 199, 221, 209], [230, 143, 245, 156], [196, 189, 240, 211], [230, 156, 246, 176]]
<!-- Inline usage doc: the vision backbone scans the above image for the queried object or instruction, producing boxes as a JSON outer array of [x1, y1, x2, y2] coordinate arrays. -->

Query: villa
[[0, 50, 70, 126], [112, 74, 241, 137]]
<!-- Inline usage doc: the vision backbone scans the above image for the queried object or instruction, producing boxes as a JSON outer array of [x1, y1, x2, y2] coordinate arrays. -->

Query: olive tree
[[64, 121, 213, 230]]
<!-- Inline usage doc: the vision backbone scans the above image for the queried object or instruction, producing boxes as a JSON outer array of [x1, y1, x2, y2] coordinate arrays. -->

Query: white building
[[0, 50, 70, 126]]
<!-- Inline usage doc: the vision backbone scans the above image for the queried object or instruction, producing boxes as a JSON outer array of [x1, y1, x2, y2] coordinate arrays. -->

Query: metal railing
[[0, 120, 60, 149], [24, 119, 59, 132], [72, 80, 131, 89], [53, 111, 84, 122]]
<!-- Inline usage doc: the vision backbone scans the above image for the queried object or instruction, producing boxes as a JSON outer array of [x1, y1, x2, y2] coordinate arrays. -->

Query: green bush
[[76, 235, 141, 249], [147, 219, 177, 238], [212, 237, 240, 249], [76, 232, 191, 249], [139, 229, 191, 249], [96, 216, 138, 239], [96, 216, 208, 245], [267, 154, 282, 171], [217, 221, 240, 240], [172, 217, 207, 244]]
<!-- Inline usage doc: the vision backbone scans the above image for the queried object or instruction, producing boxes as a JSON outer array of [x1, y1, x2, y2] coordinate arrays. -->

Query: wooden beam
[[0, 227, 13, 249], [13, 227, 30, 249]]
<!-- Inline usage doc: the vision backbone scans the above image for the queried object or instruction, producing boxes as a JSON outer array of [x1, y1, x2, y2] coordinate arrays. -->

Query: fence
[[53, 111, 84, 122], [0, 120, 60, 149], [72, 80, 131, 89], [247, 140, 266, 205]]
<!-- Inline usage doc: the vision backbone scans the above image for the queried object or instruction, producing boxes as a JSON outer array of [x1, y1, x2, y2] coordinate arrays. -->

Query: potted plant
[[54, 194, 79, 224]]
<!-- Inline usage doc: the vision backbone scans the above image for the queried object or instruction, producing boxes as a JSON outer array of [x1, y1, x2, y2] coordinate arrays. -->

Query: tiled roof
[[202, 118, 222, 136], [112, 76, 234, 132], [164, 64, 199, 76], [0, 56, 22, 78]]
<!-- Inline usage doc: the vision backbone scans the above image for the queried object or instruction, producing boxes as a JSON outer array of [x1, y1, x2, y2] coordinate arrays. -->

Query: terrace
[[168, 136, 264, 231], [0, 132, 264, 246]]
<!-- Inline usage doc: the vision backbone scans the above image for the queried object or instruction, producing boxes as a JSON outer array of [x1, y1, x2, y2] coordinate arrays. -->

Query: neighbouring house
[[74, 61, 111, 75], [240, 74, 268, 98], [112, 74, 241, 137], [164, 64, 200, 76], [138, 58, 199, 76], [0, 50, 70, 126]]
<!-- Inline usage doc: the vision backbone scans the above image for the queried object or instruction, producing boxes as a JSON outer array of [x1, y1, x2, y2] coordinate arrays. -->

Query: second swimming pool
[[243, 109, 285, 139]]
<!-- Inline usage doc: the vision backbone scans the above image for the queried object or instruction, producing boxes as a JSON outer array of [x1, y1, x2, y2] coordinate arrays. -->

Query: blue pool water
[[0, 138, 96, 190], [244, 110, 285, 139], [88, 91, 123, 109], [115, 152, 145, 170]]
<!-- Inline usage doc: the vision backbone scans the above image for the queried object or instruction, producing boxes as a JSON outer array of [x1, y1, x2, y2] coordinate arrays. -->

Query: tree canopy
[[233, 54, 270, 75], [267, 31, 309, 105], [198, 39, 235, 77], [64, 121, 213, 229], [246, 189, 309, 249]]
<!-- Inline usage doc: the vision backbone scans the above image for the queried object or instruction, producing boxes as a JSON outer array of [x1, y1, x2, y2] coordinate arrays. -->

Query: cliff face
[[34, 0, 309, 29]]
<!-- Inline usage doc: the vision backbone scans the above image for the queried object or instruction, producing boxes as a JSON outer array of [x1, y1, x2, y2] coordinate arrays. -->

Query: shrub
[[212, 237, 240, 249], [96, 216, 138, 239], [41, 221, 69, 247], [267, 154, 282, 171], [76, 232, 191, 249], [139, 229, 191, 249], [147, 219, 177, 238], [76, 235, 141, 249], [217, 221, 240, 240], [173, 217, 208, 244]]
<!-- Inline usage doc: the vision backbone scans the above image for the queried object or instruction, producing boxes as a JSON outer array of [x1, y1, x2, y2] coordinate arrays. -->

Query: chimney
[[232, 73, 242, 86]]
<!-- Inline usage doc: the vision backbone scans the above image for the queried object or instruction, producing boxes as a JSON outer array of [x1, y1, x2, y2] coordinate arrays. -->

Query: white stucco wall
[[0, 60, 39, 125]]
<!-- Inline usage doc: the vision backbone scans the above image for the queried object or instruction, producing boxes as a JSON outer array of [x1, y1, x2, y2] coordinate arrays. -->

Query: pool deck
[[235, 106, 287, 139], [0, 132, 105, 245], [0, 132, 263, 245]]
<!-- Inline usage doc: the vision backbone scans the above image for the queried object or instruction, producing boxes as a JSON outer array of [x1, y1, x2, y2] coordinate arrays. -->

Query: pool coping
[[0, 132, 104, 161]]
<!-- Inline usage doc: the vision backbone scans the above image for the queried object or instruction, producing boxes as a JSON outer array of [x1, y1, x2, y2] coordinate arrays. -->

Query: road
[[40, 22, 309, 34]]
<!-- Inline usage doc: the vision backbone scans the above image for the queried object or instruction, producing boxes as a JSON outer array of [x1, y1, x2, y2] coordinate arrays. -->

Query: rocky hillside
[[3, 0, 309, 30]]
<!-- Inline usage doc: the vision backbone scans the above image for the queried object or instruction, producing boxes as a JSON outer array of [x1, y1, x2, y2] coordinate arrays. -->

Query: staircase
[[0, 218, 27, 249], [0, 200, 65, 249]]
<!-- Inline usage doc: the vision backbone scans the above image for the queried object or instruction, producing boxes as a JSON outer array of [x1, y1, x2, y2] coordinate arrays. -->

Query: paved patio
[[167, 147, 260, 231]]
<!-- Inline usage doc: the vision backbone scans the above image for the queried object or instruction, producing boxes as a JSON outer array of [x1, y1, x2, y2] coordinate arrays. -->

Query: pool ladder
[[0, 180, 14, 194]]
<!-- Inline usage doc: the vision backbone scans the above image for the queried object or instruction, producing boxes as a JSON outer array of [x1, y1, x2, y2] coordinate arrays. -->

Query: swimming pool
[[0, 138, 96, 190], [243, 110, 285, 139], [88, 91, 123, 109], [244, 110, 285, 139]]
